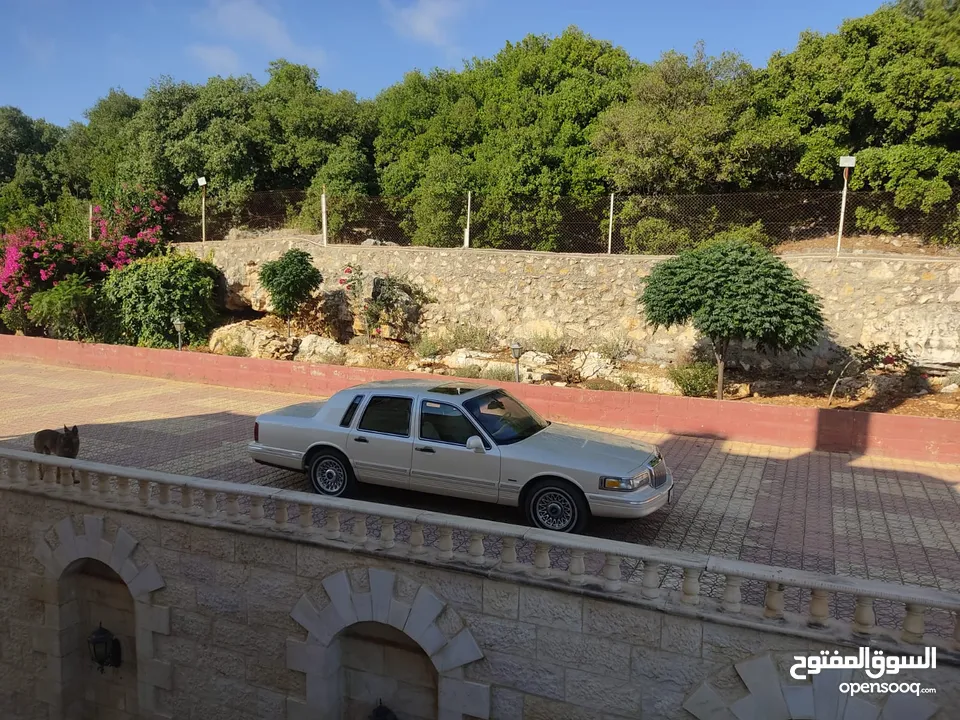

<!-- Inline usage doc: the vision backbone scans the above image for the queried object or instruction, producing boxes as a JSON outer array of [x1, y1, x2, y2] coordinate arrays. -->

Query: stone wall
[[188, 236, 960, 366], [3, 484, 960, 720]]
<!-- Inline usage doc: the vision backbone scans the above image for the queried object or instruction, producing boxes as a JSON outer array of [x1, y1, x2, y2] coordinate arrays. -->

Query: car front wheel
[[524, 479, 589, 534], [307, 450, 356, 497]]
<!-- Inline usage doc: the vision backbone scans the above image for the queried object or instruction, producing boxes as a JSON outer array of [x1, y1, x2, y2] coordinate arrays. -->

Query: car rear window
[[339, 395, 363, 428], [358, 396, 412, 437]]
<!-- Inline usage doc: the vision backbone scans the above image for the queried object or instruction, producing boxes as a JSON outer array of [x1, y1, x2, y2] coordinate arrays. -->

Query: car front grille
[[650, 453, 668, 489]]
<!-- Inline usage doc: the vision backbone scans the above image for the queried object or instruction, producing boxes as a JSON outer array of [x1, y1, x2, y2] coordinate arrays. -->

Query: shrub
[[623, 217, 693, 255], [223, 341, 249, 357], [27, 273, 97, 340], [101, 252, 221, 348], [707, 221, 772, 248], [641, 239, 824, 399], [435, 323, 498, 354], [414, 334, 442, 358], [669, 363, 717, 397], [481, 365, 515, 382], [583, 378, 622, 392], [364, 272, 431, 340], [452, 364, 482, 378], [595, 335, 633, 362], [259, 249, 323, 323], [527, 332, 572, 357]]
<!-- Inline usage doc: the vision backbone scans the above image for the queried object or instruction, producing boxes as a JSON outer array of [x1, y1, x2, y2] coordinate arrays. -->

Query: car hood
[[516, 423, 659, 476]]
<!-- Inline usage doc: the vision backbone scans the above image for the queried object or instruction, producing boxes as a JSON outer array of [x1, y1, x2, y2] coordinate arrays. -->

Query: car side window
[[357, 396, 412, 437], [339, 395, 363, 428], [420, 401, 482, 447]]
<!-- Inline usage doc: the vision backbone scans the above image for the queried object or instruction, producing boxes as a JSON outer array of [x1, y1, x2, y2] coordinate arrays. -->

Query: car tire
[[306, 449, 356, 498], [524, 478, 589, 534]]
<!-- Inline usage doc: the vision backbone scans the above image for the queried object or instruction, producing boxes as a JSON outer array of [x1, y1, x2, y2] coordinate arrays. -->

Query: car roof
[[344, 378, 495, 398]]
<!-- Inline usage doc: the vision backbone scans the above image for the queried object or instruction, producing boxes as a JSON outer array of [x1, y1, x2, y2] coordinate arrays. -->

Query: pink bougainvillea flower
[[93, 205, 101, 213], [53, 243, 64, 251], [338, 278, 345, 284], [344, 267, 353, 274], [100, 263, 109, 272], [39, 270, 49, 281], [22, 280, 29, 287], [23, 304, 31, 311], [32, 252, 40, 259]]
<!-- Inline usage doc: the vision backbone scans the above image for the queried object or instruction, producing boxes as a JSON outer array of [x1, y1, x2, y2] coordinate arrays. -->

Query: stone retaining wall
[[184, 236, 960, 365]]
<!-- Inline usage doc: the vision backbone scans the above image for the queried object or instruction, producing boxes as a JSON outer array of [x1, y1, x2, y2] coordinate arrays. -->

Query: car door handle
[[414, 446, 435, 453], [354, 437, 369, 443]]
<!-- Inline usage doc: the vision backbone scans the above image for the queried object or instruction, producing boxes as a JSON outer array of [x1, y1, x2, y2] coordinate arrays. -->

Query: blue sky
[[2, 0, 883, 127]]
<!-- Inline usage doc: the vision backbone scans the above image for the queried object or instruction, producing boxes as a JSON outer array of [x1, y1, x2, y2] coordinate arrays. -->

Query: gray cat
[[33, 425, 80, 459]]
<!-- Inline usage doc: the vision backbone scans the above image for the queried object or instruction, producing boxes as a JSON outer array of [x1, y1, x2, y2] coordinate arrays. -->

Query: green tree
[[27, 273, 97, 340], [640, 237, 824, 399], [258, 249, 323, 332]]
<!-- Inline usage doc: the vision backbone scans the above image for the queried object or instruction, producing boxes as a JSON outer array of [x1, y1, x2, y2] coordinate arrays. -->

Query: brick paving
[[4, 360, 960, 624]]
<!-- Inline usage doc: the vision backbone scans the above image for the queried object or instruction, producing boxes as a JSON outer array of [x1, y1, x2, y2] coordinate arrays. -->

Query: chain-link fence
[[171, 189, 960, 254]]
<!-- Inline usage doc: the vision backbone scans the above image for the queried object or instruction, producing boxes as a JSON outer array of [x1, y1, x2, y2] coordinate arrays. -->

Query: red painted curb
[[2, 335, 958, 463]]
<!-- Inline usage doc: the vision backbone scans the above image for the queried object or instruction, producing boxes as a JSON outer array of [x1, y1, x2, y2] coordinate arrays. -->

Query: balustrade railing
[[3, 448, 960, 652]]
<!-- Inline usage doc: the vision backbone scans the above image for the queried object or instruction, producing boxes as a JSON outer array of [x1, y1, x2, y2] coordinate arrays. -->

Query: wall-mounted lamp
[[87, 623, 122, 674]]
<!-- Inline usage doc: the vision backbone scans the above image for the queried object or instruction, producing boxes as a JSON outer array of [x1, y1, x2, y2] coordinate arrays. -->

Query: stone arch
[[33, 514, 171, 719], [286, 568, 491, 720]]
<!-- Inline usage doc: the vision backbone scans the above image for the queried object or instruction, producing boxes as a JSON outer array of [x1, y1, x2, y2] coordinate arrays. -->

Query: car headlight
[[600, 469, 651, 492]]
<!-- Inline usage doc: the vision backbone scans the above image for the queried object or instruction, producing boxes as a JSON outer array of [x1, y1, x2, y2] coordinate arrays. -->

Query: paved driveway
[[3, 360, 960, 631]]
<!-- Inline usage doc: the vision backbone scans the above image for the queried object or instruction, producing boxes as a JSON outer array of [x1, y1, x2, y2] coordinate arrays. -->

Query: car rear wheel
[[524, 479, 589, 534], [307, 450, 356, 497]]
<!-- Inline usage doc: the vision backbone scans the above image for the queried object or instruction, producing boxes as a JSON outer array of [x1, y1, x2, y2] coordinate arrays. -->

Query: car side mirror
[[465, 436, 485, 454]]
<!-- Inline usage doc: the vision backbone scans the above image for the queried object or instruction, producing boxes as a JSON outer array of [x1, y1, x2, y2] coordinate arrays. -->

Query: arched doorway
[[341, 621, 439, 719], [287, 568, 491, 720], [57, 558, 138, 719]]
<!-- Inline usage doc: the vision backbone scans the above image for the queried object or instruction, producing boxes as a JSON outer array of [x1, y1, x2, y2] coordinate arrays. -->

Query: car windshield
[[463, 390, 548, 446]]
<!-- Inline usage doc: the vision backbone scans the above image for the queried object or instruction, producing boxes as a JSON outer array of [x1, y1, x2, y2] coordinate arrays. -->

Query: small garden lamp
[[87, 623, 121, 674], [510, 342, 523, 383], [172, 316, 185, 351]]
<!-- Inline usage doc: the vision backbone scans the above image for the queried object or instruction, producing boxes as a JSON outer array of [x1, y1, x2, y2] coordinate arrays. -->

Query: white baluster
[[764, 582, 785, 619], [250, 496, 264, 523], [901, 603, 925, 644], [27, 461, 40, 486], [533, 543, 550, 576], [117, 477, 130, 504], [808, 589, 830, 627], [78, 470, 92, 496], [352, 515, 367, 546], [298, 503, 313, 531], [437, 527, 453, 560], [138, 479, 151, 506], [853, 596, 875, 634], [641, 561, 661, 600], [602, 554, 622, 592], [381, 518, 396, 550], [158, 484, 171, 508], [99, 474, 112, 500], [500, 537, 518, 571], [203, 489, 217, 517], [681, 568, 701, 606], [59, 466, 73, 491], [180, 485, 193, 513], [324, 511, 341, 540], [44, 464, 57, 489], [226, 494, 240, 520], [722, 575, 742, 613], [410, 523, 425, 555], [468, 533, 486, 567], [568, 550, 585, 586], [274, 500, 288, 528]]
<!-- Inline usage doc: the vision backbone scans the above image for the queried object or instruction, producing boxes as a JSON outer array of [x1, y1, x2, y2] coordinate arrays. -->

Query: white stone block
[[97, 538, 113, 565], [813, 669, 852, 720], [417, 622, 448, 657], [352, 591, 373, 622], [33, 540, 61, 577], [404, 586, 445, 639], [368, 568, 395, 622], [286, 638, 341, 675], [54, 516, 77, 557], [315, 604, 349, 646], [683, 683, 738, 720], [735, 655, 789, 720], [83, 515, 103, 548], [128, 563, 165, 598], [135, 602, 171, 635], [781, 685, 814, 720], [879, 693, 937, 720], [388, 599, 411, 632], [109, 527, 138, 574], [439, 677, 491, 719], [432, 628, 483, 674], [322, 571, 357, 626], [306, 671, 342, 711], [120, 559, 139, 584], [290, 594, 324, 638], [844, 697, 880, 720]]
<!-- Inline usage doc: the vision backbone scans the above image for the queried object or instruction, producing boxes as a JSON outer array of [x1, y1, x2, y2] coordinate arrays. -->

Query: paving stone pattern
[[3, 360, 960, 634]]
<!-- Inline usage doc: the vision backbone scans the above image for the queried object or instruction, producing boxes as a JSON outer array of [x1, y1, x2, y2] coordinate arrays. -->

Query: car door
[[347, 394, 414, 488], [409, 398, 501, 502]]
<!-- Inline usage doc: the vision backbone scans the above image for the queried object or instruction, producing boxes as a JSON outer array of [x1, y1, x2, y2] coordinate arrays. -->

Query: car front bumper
[[585, 472, 674, 519]]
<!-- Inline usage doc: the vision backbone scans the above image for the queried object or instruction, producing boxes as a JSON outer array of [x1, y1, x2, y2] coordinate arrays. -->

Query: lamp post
[[510, 342, 523, 383], [197, 176, 207, 252], [836, 156, 855, 256], [172, 317, 185, 351], [87, 623, 121, 674]]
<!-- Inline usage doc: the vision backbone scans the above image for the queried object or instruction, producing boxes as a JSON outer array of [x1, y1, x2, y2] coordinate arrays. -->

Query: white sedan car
[[249, 379, 673, 534]]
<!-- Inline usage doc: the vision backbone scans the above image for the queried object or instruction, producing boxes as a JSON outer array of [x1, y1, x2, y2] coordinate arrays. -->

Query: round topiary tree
[[258, 249, 323, 335], [640, 238, 825, 400]]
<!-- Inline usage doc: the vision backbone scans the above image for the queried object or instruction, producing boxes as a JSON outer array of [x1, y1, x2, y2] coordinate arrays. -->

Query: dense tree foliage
[[2, 1, 960, 244]]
